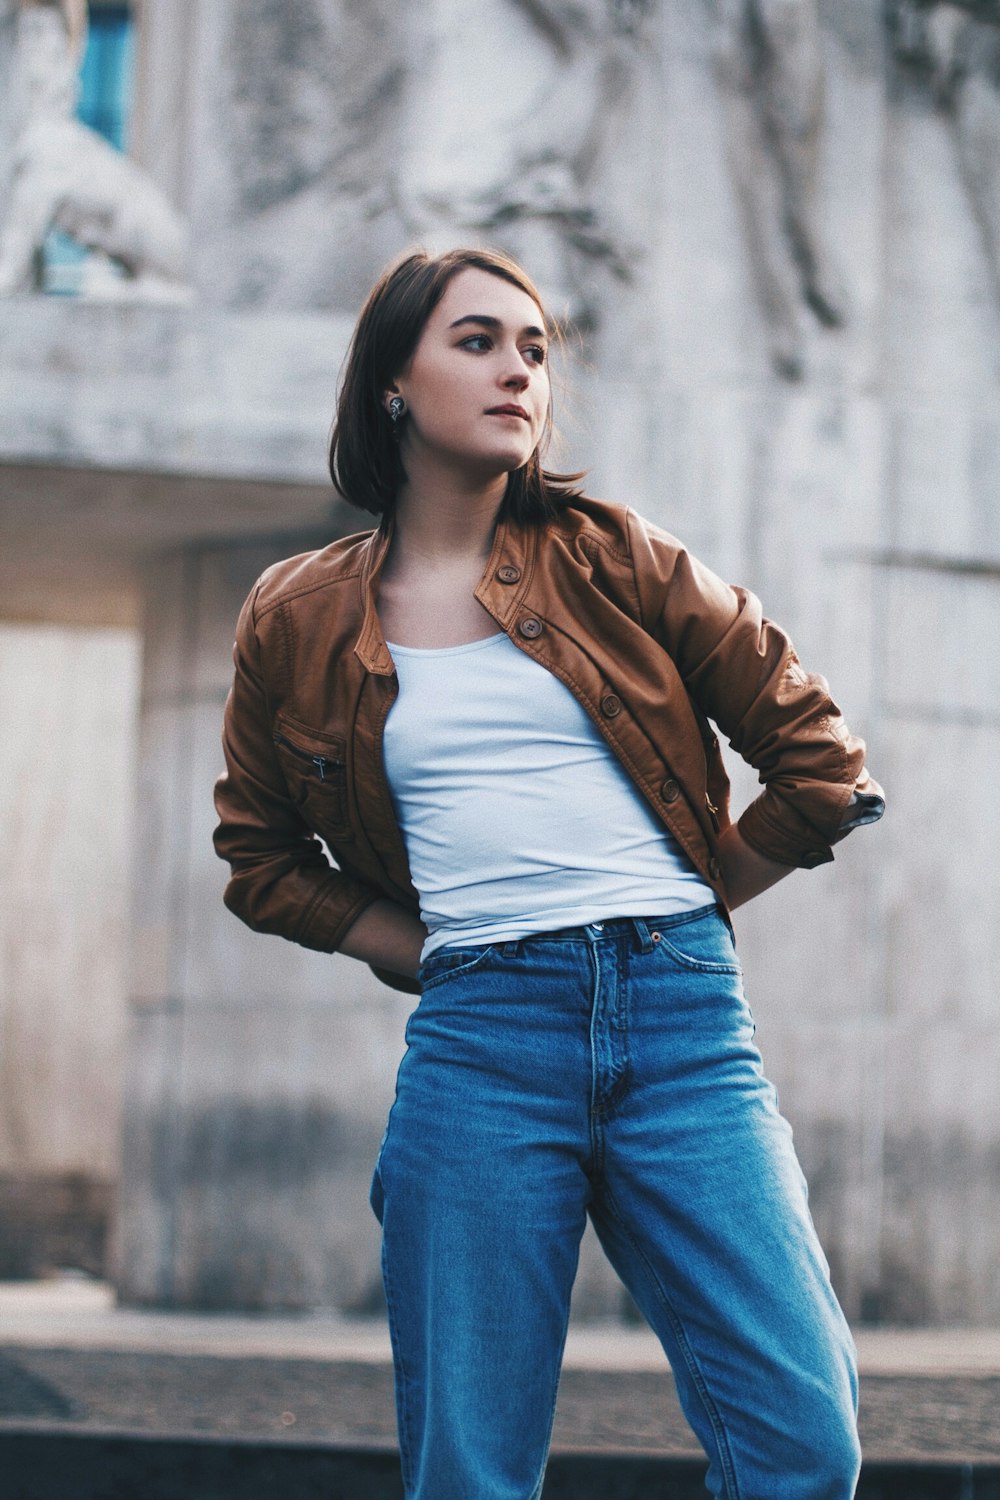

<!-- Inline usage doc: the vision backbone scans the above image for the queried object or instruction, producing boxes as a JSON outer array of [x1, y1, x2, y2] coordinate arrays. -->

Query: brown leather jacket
[[214, 495, 882, 993]]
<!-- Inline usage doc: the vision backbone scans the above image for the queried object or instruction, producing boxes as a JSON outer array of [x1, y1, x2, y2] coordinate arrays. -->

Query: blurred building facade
[[1, 0, 999, 1324]]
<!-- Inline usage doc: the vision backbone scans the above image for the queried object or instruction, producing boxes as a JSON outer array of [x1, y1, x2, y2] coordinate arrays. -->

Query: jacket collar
[[353, 506, 538, 674], [354, 520, 395, 675]]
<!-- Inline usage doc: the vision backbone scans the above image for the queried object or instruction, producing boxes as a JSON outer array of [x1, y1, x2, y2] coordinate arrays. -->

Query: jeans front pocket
[[649, 909, 742, 976], [418, 943, 498, 991]]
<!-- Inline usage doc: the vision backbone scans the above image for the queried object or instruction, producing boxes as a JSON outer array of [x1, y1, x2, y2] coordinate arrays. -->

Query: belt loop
[[631, 917, 655, 955], [501, 940, 520, 958]]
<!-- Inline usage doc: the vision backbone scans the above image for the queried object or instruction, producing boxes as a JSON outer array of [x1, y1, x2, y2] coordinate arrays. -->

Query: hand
[[339, 898, 428, 979]]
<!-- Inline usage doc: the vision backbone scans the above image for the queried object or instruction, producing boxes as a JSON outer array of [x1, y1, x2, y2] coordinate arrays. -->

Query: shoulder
[[543, 495, 689, 573], [248, 527, 379, 624], [543, 496, 742, 639]]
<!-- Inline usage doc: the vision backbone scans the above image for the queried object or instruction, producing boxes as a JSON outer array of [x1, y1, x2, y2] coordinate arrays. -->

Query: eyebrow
[[448, 314, 548, 339]]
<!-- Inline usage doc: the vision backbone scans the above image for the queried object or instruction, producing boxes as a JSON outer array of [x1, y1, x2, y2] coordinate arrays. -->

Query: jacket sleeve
[[627, 511, 884, 869], [213, 582, 382, 951]]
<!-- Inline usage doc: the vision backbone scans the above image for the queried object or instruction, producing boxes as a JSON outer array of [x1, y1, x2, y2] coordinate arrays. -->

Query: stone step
[[2, 1345, 1000, 1476], [3, 1283, 999, 1494]]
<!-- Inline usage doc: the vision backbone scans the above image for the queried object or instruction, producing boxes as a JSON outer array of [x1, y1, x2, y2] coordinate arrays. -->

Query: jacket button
[[497, 565, 521, 584], [660, 778, 680, 803], [519, 617, 543, 639], [800, 850, 826, 869], [601, 693, 622, 718], [709, 856, 722, 880]]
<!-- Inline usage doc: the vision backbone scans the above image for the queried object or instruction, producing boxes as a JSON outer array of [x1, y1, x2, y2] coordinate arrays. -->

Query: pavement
[[2, 1276, 1000, 1497]]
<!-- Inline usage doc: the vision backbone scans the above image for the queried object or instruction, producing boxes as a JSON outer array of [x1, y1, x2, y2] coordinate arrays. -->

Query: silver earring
[[388, 396, 405, 423]]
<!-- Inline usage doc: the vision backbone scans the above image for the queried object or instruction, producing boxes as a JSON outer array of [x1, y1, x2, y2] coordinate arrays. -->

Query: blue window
[[44, 4, 136, 294], [78, 5, 134, 153]]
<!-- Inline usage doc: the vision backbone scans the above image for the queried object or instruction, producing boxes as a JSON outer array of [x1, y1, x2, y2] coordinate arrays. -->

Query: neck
[[390, 455, 509, 567]]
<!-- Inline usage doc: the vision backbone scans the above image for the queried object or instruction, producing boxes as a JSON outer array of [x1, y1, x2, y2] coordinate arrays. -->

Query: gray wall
[[1, 0, 999, 1322], [0, 622, 140, 1179], [117, 536, 398, 1312], [0, 621, 140, 1276]]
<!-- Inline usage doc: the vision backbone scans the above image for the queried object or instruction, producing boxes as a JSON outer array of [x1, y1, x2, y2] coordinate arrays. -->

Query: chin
[[482, 440, 535, 473]]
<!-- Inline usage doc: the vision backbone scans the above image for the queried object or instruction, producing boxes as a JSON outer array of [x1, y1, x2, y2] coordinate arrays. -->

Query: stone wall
[[1, 0, 999, 1322], [0, 621, 140, 1275], [115, 536, 401, 1309]]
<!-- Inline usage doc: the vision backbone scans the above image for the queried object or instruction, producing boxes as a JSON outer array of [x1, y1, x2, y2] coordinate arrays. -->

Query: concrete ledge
[[3, 1283, 1000, 1479], [0, 299, 354, 485], [3, 1340, 1000, 1468], [8, 1279, 1000, 1374]]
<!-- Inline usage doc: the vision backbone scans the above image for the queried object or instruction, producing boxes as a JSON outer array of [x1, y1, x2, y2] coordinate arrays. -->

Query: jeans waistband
[[497, 903, 725, 956]]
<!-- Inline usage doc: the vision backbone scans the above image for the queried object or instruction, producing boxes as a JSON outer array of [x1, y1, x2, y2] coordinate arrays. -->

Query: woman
[[214, 246, 883, 1500]]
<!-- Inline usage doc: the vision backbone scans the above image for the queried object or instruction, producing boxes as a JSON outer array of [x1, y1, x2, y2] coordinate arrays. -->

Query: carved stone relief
[[0, 0, 192, 300], [0, 2, 19, 199], [199, 0, 407, 309], [398, 0, 656, 331], [709, 0, 846, 379], [888, 0, 1000, 305], [226, 0, 343, 217]]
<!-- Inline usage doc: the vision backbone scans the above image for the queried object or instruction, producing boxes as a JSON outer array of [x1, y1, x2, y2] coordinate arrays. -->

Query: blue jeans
[[370, 906, 860, 1500]]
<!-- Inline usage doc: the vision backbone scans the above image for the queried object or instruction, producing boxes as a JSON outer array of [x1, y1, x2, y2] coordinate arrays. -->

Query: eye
[[459, 333, 493, 352], [523, 344, 548, 366]]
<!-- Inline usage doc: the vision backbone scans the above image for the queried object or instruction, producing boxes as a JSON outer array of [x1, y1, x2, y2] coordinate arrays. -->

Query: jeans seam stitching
[[588, 941, 611, 1170], [601, 1185, 743, 1500], [381, 1220, 415, 1492], [528, 1315, 573, 1500]]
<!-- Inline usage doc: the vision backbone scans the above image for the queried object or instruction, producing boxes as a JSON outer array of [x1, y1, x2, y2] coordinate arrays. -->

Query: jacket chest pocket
[[273, 715, 351, 841]]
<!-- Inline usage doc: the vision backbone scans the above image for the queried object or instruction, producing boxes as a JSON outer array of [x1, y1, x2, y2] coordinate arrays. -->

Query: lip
[[485, 404, 530, 421]]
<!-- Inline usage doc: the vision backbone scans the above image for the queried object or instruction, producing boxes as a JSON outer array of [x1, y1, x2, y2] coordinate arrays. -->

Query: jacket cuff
[[295, 878, 383, 954], [833, 772, 886, 837], [736, 792, 841, 870]]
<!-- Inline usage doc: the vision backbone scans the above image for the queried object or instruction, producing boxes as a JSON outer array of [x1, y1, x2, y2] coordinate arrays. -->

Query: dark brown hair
[[328, 247, 584, 524]]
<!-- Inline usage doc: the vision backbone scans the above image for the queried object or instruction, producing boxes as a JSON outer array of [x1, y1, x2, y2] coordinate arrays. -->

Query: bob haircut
[[329, 247, 584, 524]]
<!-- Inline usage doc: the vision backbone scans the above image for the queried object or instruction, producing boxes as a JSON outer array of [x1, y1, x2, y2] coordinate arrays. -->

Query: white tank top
[[383, 631, 714, 960]]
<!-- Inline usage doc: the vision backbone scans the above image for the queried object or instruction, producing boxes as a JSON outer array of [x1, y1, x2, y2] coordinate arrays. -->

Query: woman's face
[[391, 267, 550, 484]]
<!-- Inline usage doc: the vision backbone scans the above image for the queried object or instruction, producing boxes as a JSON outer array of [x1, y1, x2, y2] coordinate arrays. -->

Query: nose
[[501, 363, 530, 393]]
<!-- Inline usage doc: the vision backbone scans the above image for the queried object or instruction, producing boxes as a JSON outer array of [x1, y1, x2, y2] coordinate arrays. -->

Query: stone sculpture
[[0, 0, 191, 300], [711, 0, 846, 380]]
